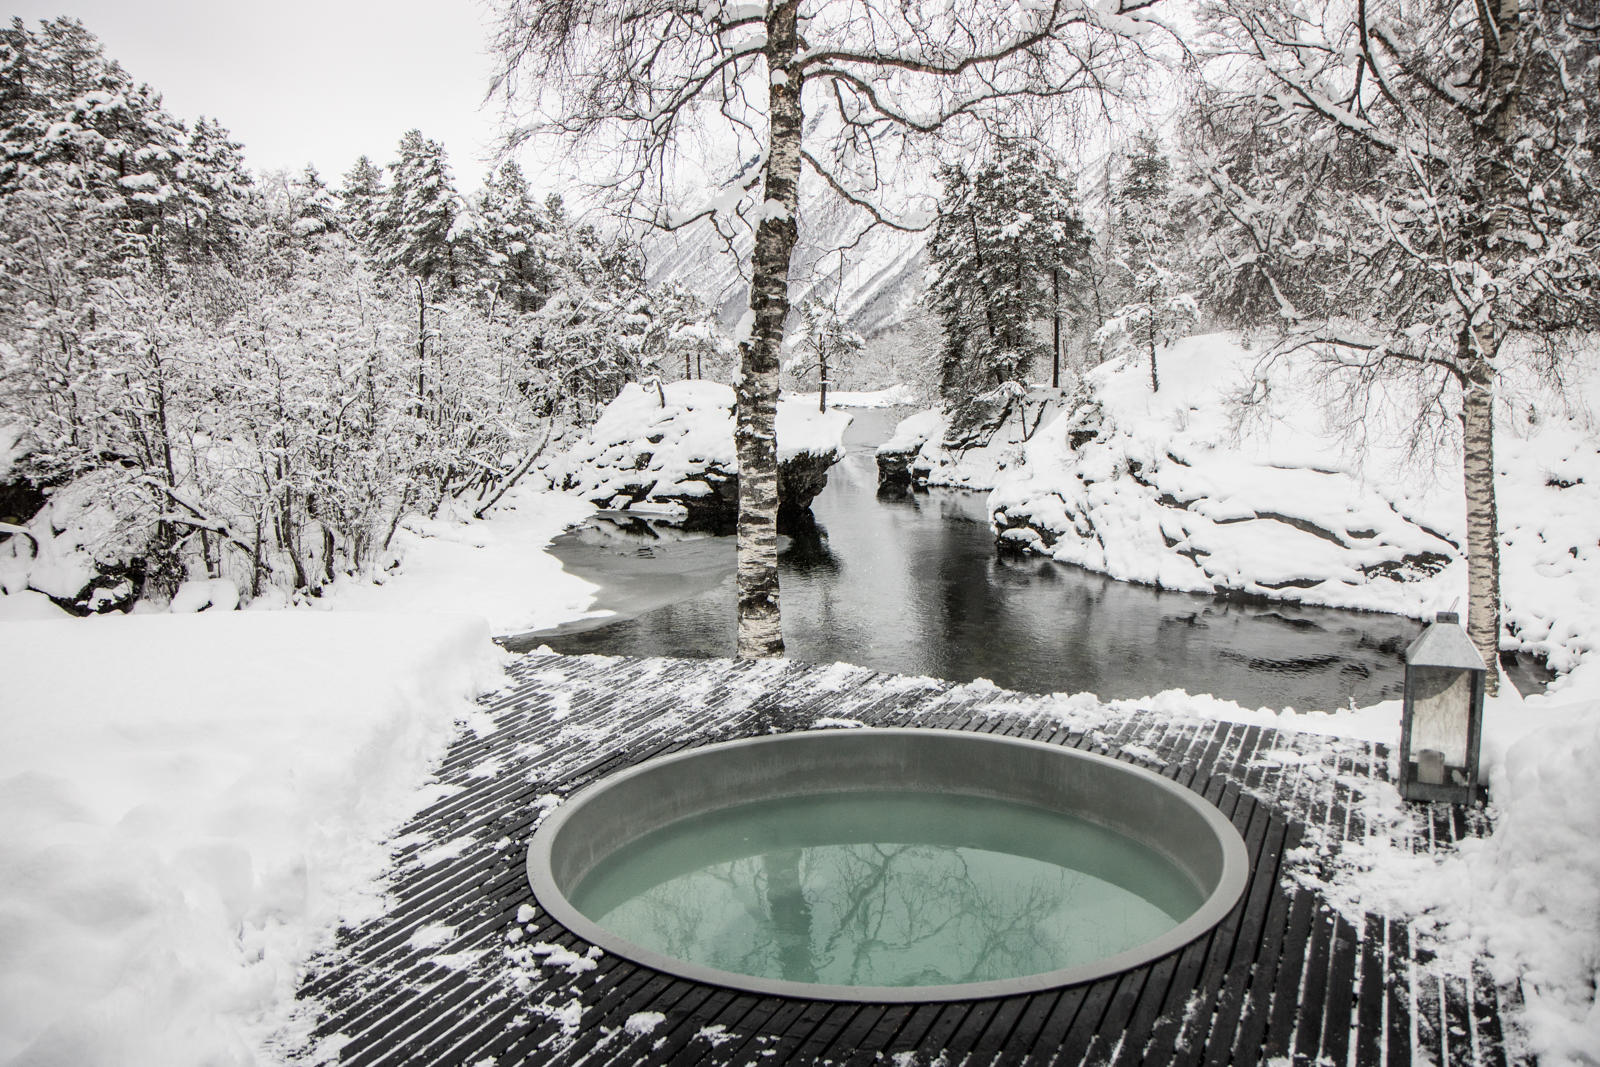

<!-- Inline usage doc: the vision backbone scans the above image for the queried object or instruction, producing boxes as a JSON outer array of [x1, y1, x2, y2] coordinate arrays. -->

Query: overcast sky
[[10, 1, 513, 187]]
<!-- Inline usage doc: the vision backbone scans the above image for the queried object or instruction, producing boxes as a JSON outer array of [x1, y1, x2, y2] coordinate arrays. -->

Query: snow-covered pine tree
[[172, 115, 253, 260], [338, 155, 385, 252], [288, 164, 341, 241], [373, 131, 473, 292], [929, 138, 1089, 437], [478, 160, 551, 312], [1098, 132, 1196, 393], [0, 17, 191, 267]]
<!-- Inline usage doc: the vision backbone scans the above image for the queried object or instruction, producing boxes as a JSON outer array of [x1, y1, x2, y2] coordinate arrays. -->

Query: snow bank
[[878, 408, 946, 458], [542, 380, 850, 518], [1463, 700, 1600, 1064], [0, 611, 505, 1065], [0, 588, 71, 620], [989, 334, 1600, 680], [881, 391, 1070, 490], [1496, 392, 1600, 679], [321, 483, 600, 637], [776, 397, 853, 461]]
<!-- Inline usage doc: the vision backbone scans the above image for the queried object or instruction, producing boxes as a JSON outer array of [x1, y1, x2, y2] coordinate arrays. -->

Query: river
[[511, 407, 1543, 710]]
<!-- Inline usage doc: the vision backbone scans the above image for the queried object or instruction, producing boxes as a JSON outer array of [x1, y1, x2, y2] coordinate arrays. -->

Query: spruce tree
[[928, 138, 1088, 433], [289, 164, 341, 240], [374, 130, 466, 291], [1101, 133, 1195, 392], [174, 115, 253, 259], [0, 18, 189, 265], [338, 154, 384, 253], [478, 160, 550, 311]]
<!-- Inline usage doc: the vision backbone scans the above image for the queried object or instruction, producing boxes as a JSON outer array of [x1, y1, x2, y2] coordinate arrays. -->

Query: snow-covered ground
[[784, 384, 918, 409], [0, 612, 505, 1065], [1, 336, 1596, 1063], [876, 389, 1075, 490], [0, 481, 603, 1065], [318, 484, 600, 636]]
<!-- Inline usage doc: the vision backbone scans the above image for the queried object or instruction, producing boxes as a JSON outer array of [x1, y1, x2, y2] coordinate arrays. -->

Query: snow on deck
[[289, 653, 1515, 1066]]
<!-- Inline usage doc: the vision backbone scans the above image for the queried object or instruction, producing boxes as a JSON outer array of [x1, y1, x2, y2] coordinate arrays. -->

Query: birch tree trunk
[[1456, 0, 1520, 697], [1460, 344, 1500, 695], [734, 0, 803, 660]]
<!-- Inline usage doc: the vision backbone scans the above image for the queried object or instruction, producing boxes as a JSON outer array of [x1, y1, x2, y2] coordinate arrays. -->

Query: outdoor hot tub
[[525, 728, 1249, 1001]]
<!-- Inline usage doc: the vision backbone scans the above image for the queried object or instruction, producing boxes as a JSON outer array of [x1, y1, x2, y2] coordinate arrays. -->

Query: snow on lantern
[[1399, 611, 1487, 804]]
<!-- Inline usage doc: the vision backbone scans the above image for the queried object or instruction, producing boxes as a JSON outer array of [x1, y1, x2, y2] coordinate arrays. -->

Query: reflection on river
[[569, 791, 1199, 987], [513, 407, 1444, 710]]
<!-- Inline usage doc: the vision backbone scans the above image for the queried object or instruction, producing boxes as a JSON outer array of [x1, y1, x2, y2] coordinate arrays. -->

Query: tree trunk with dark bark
[[1051, 267, 1061, 389], [734, 0, 803, 660]]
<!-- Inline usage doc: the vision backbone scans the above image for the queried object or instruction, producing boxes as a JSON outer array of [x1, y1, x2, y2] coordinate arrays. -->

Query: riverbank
[[986, 333, 1600, 692]]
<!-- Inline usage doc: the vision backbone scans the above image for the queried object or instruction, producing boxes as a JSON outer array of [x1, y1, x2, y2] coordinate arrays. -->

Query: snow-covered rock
[[987, 334, 1600, 682], [0, 465, 152, 613], [876, 409, 944, 487], [542, 380, 852, 528], [876, 391, 1070, 491]]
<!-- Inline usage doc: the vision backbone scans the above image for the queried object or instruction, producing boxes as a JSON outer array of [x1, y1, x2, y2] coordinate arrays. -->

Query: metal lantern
[[1398, 611, 1488, 804]]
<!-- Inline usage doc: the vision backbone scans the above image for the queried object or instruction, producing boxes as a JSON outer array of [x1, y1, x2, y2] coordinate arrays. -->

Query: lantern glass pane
[[1410, 666, 1470, 767]]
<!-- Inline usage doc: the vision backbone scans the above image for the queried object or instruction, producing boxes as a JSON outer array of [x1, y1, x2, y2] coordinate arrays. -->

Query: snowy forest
[[4, 5, 1596, 675], [0, 16, 737, 610], [3, 3, 1600, 1065]]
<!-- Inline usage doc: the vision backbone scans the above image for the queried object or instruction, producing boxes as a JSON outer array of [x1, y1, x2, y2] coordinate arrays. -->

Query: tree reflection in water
[[580, 794, 1197, 988]]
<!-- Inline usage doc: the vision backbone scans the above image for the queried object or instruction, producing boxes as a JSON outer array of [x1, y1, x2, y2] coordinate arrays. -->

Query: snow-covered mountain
[[644, 178, 930, 337]]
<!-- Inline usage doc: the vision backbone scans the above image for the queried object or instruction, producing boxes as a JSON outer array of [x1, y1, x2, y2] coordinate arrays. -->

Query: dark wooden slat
[[1320, 911, 1361, 1066], [1416, 950, 1445, 1067], [1443, 974, 1475, 1067], [1471, 963, 1509, 1067], [290, 653, 1509, 1067], [843, 1003, 921, 1064], [1355, 913, 1387, 1067], [1263, 887, 1318, 1058], [967, 992, 1040, 1063], [1293, 905, 1338, 1063], [1200, 807, 1288, 1067], [1387, 920, 1414, 1067], [936, 996, 1009, 1059]]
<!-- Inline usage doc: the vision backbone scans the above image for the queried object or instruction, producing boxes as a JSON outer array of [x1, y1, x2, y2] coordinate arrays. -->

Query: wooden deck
[[293, 653, 1516, 1065]]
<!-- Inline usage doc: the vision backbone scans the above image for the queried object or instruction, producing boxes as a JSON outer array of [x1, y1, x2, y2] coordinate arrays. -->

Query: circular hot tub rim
[[525, 727, 1250, 1003]]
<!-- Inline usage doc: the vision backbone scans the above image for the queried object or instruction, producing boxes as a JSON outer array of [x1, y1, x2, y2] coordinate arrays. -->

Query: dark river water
[[513, 408, 1530, 710]]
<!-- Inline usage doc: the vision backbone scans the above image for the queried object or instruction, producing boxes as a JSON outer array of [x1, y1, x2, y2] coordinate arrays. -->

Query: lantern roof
[[1404, 612, 1488, 672]]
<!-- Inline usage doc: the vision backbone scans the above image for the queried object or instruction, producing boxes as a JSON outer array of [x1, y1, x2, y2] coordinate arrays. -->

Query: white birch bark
[[735, 0, 803, 660]]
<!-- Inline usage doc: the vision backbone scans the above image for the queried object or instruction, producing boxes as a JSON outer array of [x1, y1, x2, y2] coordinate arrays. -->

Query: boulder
[[544, 380, 852, 532]]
